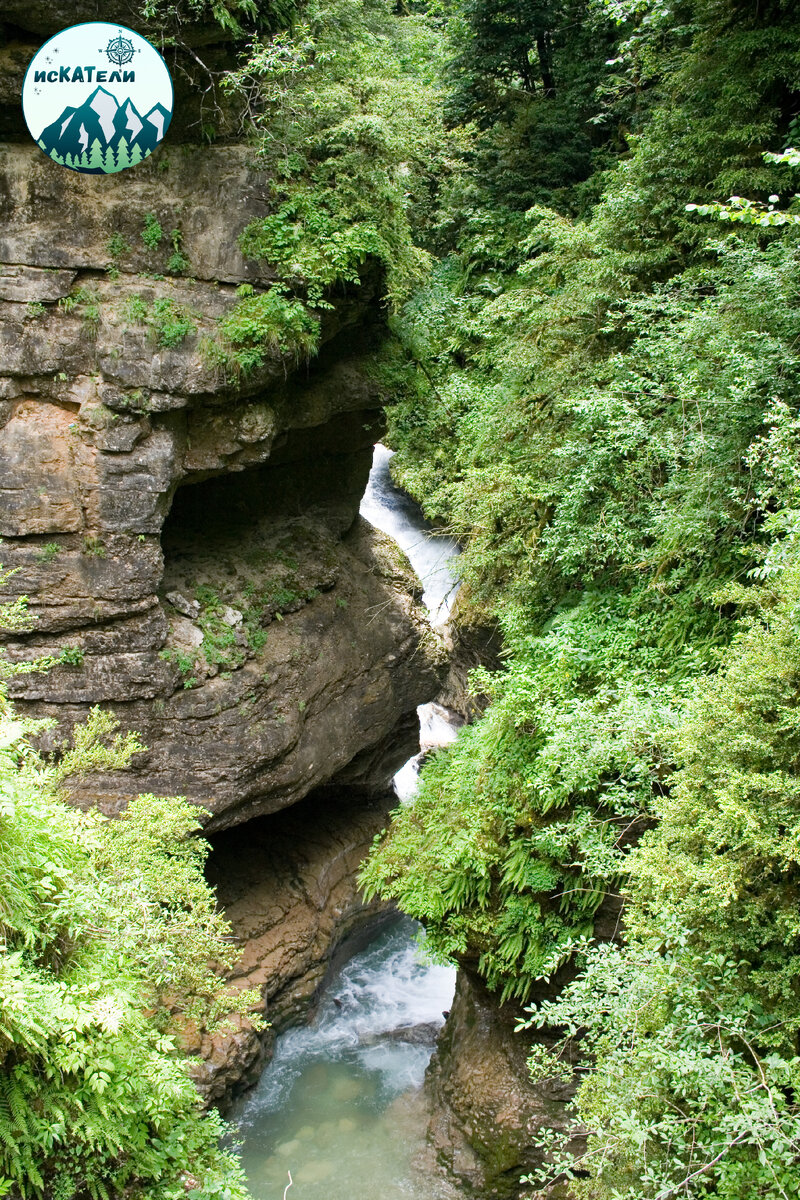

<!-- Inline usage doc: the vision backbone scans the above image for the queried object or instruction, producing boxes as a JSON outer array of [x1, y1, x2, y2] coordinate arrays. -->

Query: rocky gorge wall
[[423, 897, 625, 1199], [192, 785, 397, 1108], [424, 971, 580, 1200], [0, 1, 446, 1115], [0, 9, 568, 1196], [0, 139, 446, 826]]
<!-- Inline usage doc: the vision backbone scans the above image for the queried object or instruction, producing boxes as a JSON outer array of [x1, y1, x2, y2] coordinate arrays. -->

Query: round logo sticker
[[22, 22, 173, 174]]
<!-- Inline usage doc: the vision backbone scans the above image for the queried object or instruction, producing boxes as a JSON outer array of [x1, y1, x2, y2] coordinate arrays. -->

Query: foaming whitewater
[[232, 919, 457, 1199], [234, 444, 464, 1197], [392, 701, 463, 803], [360, 444, 460, 627], [360, 443, 464, 802]]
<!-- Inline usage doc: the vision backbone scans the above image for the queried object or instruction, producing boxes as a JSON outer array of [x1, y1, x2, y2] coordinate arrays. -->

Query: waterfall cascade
[[233, 445, 463, 1198]]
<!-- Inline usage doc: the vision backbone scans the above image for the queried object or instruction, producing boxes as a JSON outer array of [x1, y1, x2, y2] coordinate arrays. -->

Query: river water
[[362, 443, 462, 803], [359, 443, 460, 627], [232, 918, 457, 1199], [232, 446, 461, 1199]]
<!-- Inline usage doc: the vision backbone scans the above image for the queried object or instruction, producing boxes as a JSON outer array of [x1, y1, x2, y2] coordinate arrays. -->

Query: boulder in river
[[359, 1020, 443, 1048]]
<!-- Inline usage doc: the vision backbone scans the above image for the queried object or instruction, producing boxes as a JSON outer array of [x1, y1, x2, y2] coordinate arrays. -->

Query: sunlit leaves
[[0, 667, 255, 1196]]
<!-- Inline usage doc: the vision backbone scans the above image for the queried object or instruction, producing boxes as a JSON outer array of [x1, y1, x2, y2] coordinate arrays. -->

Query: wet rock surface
[[360, 1020, 443, 1048], [190, 787, 396, 1107], [425, 898, 625, 1199], [425, 969, 582, 1200], [5, 504, 445, 827]]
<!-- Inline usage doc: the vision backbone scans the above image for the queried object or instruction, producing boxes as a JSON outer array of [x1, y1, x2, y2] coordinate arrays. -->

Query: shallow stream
[[232, 918, 457, 1199], [233, 445, 462, 1199]]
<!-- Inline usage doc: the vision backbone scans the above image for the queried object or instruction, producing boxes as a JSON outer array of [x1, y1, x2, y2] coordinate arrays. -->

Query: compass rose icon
[[103, 33, 135, 66]]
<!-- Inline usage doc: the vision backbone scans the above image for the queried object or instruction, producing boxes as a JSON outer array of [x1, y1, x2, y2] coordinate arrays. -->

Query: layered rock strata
[[0, 142, 445, 826]]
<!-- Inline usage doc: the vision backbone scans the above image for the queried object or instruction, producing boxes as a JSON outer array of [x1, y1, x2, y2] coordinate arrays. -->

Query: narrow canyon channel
[[231, 445, 462, 1198]]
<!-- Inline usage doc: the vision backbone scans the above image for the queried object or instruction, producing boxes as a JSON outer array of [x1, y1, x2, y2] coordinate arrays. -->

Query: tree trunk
[[536, 30, 556, 97]]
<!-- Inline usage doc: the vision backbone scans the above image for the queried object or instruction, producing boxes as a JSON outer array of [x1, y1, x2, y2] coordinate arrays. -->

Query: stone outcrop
[[425, 969, 582, 1200], [426, 894, 626, 1198], [0, 144, 445, 826], [6, 500, 444, 828], [187, 786, 395, 1107], [438, 603, 503, 723]]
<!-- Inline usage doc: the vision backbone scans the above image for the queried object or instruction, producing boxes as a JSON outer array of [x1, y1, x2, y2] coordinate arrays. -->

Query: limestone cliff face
[[425, 970, 580, 1200], [426, 896, 625, 1198], [0, 140, 444, 825]]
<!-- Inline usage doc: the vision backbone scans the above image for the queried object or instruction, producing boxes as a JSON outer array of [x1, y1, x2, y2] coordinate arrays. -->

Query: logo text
[[33, 66, 135, 83]]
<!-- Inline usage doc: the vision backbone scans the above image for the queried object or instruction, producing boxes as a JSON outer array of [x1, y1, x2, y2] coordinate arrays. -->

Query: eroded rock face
[[0, 143, 269, 282], [4, 487, 445, 827], [0, 36, 453, 1140], [188, 786, 395, 1106], [0, 142, 444, 826], [425, 969, 582, 1200], [426, 896, 626, 1199]]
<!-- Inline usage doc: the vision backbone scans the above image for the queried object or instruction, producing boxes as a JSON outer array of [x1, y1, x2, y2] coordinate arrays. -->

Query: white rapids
[[234, 443, 465, 1199], [359, 443, 460, 628], [231, 920, 457, 1200], [360, 443, 464, 803]]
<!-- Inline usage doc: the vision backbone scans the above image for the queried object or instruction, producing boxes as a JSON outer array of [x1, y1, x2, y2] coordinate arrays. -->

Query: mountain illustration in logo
[[37, 86, 172, 173]]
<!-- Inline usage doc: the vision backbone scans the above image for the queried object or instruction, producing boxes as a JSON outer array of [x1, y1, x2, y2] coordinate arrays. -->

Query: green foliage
[[140, 0, 260, 36], [124, 294, 149, 324], [631, 566, 800, 1048], [159, 646, 199, 688], [375, 227, 800, 1005], [0, 573, 35, 646], [141, 213, 164, 250], [390, 232, 800, 621], [58, 646, 84, 668], [523, 565, 800, 1198], [197, 605, 246, 672], [225, 0, 459, 309], [362, 2, 800, 1192], [151, 297, 195, 347], [191, 576, 316, 665], [35, 543, 60, 564], [10, 0, 800, 1193], [215, 289, 320, 372], [58, 287, 100, 326], [166, 228, 190, 274], [0, 700, 256, 1196], [362, 593, 682, 999], [124, 294, 197, 347], [442, 0, 617, 213], [522, 936, 800, 1199], [0, 584, 258, 1196], [106, 232, 130, 280]]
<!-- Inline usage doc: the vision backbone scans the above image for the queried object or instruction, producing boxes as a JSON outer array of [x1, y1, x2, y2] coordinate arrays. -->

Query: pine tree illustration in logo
[[35, 88, 173, 174], [116, 136, 131, 171]]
